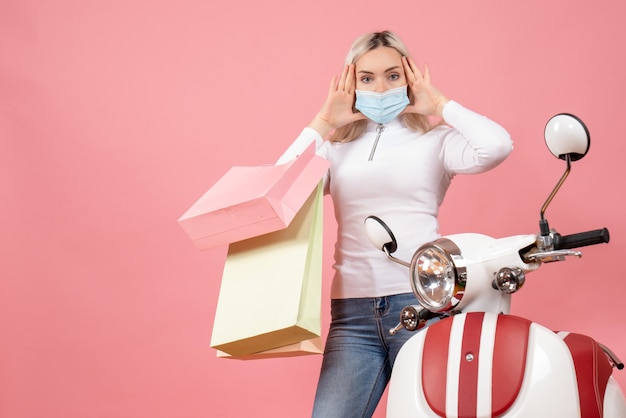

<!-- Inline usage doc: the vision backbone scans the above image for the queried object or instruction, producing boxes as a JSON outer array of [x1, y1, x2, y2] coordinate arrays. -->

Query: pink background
[[2, 0, 625, 416]]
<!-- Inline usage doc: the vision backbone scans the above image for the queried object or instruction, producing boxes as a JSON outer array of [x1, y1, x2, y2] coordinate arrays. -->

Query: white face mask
[[354, 85, 410, 124]]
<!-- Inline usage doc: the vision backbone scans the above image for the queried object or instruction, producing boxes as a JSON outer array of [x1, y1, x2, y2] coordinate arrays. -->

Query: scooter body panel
[[387, 312, 625, 417]]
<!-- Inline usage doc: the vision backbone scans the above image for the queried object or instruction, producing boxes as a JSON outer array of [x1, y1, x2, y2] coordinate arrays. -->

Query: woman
[[278, 30, 512, 417]]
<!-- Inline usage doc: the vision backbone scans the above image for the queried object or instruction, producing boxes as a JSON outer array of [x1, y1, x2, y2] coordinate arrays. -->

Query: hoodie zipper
[[368, 123, 385, 161]]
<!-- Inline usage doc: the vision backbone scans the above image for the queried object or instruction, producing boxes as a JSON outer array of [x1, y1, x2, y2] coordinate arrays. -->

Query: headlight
[[409, 238, 466, 312]]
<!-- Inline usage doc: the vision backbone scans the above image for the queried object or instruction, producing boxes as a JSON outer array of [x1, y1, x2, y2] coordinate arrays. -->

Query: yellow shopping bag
[[210, 182, 324, 358]]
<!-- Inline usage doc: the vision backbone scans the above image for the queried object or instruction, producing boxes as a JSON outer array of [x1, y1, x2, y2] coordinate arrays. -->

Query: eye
[[361, 76, 373, 84], [389, 73, 400, 81]]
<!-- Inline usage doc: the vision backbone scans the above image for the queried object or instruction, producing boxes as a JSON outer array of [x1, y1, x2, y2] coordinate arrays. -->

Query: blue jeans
[[311, 293, 422, 418]]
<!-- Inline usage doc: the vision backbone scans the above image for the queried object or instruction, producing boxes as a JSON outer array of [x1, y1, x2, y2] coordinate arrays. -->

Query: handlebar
[[553, 228, 610, 250]]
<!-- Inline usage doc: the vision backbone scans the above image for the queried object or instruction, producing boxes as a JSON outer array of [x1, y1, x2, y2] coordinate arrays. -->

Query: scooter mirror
[[364, 216, 398, 254], [544, 113, 590, 162]]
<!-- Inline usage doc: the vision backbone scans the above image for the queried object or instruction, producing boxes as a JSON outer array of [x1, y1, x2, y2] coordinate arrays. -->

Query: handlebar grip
[[419, 309, 442, 322], [554, 228, 610, 250]]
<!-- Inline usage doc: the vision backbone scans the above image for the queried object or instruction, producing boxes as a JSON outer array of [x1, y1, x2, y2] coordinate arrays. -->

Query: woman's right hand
[[308, 64, 366, 138]]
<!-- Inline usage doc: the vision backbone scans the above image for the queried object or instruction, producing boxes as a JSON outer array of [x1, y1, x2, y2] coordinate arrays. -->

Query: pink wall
[[2, 0, 625, 416]]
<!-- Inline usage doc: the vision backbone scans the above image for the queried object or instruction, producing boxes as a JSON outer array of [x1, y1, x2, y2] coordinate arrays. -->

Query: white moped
[[365, 114, 626, 417]]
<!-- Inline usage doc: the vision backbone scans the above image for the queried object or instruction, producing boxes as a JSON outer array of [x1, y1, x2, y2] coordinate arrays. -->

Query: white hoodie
[[278, 101, 513, 299]]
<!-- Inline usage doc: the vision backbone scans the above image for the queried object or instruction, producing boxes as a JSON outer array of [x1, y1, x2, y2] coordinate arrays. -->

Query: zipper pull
[[368, 123, 385, 161]]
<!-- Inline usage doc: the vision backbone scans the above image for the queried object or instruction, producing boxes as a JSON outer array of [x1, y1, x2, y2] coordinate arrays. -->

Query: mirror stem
[[539, 154, 572, 235], [384, 248, 411, 268]]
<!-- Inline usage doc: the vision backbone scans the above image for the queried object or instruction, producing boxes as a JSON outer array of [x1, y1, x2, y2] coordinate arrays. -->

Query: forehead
[[355, 46, 403, 72]]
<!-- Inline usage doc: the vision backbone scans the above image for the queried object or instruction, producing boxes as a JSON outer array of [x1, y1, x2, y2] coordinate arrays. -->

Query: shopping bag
[[210, 182, 324, 357], [216, 337, 323, 360], [178, 142, 328, 250]]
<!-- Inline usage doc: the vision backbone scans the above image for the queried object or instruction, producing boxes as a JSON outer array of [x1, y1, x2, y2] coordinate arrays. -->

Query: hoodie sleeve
[[275, 127, 324, 164], [439, 101, 513, 175], [275, 127, 330, 194]]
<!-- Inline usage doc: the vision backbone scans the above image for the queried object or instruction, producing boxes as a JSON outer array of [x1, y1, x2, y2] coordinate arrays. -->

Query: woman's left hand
[[401, 56, 449, 117]]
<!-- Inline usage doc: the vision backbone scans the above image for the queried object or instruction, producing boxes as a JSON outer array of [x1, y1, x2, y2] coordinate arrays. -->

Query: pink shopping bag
[[178, 142, 328, 250]]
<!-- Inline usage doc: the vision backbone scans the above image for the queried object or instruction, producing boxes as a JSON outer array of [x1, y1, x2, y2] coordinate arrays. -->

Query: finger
[[345, 64, 356, 93], [399, 103, 416, 116], [407, 56, 418, 72], [329, 74, 339, 93], [351, 111, 367, 122], [402, 56, 415, 83], [408, 56, 425, 80], [423, 63, 431, 82], [337, 64, 349, 92]]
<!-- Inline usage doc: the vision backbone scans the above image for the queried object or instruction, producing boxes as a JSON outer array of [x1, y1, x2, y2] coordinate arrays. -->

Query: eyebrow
[[357, 65, 402, 74]]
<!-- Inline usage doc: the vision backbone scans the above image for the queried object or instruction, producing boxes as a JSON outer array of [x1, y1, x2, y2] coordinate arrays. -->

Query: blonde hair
[[329, 30, 433, 143]]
